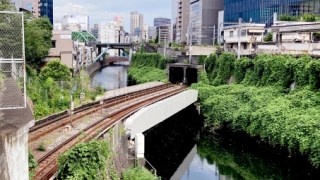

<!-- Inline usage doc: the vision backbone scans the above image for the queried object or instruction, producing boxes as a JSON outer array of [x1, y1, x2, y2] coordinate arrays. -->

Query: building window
[[51, 40, 56, 48], [241, 29, 247, 37], [230, 31, 234, 37], [243, 43, 247, 49]]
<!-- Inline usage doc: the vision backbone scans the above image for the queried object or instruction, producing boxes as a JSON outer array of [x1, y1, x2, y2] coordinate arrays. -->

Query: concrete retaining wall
[[124, 90, 198, 138]]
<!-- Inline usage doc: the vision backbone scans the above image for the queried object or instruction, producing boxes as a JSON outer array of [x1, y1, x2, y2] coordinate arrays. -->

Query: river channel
[[93, 66, 320, 180]]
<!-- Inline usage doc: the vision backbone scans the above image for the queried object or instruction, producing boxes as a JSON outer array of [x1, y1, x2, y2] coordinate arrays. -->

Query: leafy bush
[[131, 53, 166, 69], [234, 57, 253, 83], [25, 17, 53, 63], [197, 55, 207, 65], [122, 167, 159, 180], [303, 14, 316, 22], [279, 14, 298, 21], [128, 53, 168, 84], [57, 141, 111, 180], [128, 66, 167, 84], [263, 33, 273, 42], [40, 60, 71, 81], [29, 152, 38, 179], [212, 53, 236, 86]]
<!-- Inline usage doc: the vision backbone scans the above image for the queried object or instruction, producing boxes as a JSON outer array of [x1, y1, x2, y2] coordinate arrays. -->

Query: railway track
[[29, 83, 174, 142], [32, 85, 187, 180]]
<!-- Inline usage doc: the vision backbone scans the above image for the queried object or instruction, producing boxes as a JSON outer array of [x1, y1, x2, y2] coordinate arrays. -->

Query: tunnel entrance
[[168, 64, 203, 86], [169, 67, 184, 84], [186, 68, 198, 85]]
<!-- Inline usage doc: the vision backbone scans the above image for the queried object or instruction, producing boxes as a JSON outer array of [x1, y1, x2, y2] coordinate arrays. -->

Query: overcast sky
[[53, 0, 172, 31]]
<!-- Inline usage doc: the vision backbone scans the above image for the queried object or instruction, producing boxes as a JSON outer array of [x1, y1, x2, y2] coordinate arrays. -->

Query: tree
[[39, 60, 71, 81], [25, 17, 53, 63], [303, 14, 316, 22], [0, 0, 15, 11], [263, 32, 273, 42]]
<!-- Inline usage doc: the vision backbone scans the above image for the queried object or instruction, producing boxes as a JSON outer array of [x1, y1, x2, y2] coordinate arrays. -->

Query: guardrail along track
[[29, 84, 175, 142], [33, 85, 186, 180]]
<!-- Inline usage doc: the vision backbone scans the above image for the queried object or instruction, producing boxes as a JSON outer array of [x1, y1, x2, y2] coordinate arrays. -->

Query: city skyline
[[53, 0, 172, 31]]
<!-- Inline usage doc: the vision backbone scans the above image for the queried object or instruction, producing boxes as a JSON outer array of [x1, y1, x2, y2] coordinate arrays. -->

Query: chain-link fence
[[0, 11, 26, 109]]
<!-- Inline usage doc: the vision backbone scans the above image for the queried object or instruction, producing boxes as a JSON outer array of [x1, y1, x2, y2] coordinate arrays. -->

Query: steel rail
[[33, 85, 186, 180], [29, 84, 174, 142]]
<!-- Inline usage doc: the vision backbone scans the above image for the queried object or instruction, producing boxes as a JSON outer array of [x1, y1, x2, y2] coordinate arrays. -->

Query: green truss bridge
[[72, 31, 97, 44]]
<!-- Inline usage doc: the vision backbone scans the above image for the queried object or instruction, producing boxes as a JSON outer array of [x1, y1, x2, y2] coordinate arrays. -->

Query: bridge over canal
[[87, 43, 133, 77], [26, 83, 198, 179]]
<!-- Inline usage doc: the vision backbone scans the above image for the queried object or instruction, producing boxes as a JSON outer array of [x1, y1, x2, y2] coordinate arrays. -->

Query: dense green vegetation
[[0, 0, 15, 10], [128, 67, 167, 84], [0, 0, 53, 65], [57, 140, 158, 180], [27, 60, 104, 119], [122, 167, 159, 180], [128, 53, 168, 84], [192, 53, 320, 167], [28, 152, 37, 179], [25, 17, 53, 63], [57, 140, 117, 180], [279, 13, 319, 22], [263, 32, 273, 42]]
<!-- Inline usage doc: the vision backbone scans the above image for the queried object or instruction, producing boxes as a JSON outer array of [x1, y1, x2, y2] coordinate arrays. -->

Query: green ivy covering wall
[[193, 53, 320, 167], [128, 53, 168, 84]]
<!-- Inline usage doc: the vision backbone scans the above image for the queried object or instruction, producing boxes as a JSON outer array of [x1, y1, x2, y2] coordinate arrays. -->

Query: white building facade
[[61, 14, 89, 32]]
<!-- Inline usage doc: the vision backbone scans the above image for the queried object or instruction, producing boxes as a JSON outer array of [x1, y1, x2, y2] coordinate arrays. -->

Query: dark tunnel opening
[[169, 67, 184, 84], [186, 68, 198, 85]]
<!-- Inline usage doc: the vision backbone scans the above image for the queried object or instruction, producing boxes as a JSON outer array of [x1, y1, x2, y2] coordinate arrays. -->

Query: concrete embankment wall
[[124, 89, 198, 138]]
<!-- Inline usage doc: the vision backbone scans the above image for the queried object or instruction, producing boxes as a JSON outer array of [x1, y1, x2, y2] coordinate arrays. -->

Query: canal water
[[92, 66, 320, 179], [91, 65, 128, 90], [143, 105, 320, 180]]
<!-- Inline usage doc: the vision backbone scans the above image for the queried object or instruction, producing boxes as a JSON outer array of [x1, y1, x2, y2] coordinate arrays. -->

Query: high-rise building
[[174, 0, 190, 43], [148, 26, 157, 40], [61, 14, 89, 32], [99, 20, 124, 55], [224, 0, 320, 26], [190, 0, 223, 45], [154, 18, 171, 27], [130, 11, 144, 38], [39, 0, 53, 24], [91, 24, 99, 40], [157, 25, 171, 43]]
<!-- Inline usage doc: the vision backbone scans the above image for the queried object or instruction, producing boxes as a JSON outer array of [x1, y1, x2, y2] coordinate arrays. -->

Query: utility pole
[[158, 27, 161, 44], [164, 34, 167, 57], [237, 18, 242, 60], [118, 30, 121, 56], [213, 25, 216, 46], [188, 23, 192, 64]]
